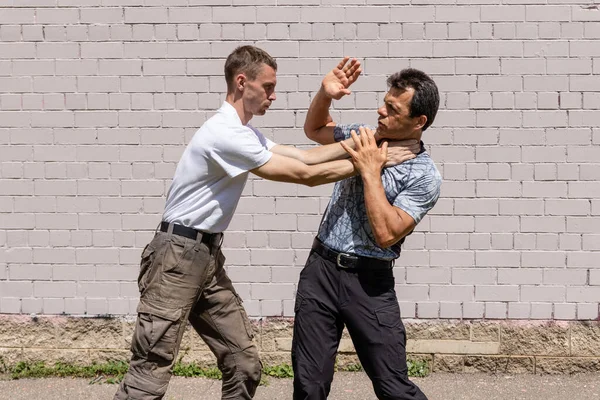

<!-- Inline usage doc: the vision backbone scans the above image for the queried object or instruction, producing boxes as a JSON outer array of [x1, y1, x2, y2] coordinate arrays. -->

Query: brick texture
[[0, 3, 598, 320]]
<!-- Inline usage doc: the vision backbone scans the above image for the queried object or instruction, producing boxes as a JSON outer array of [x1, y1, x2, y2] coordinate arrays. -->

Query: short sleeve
[[210, 125, 273, 178], [247, 123, 277, 150], [264, 137, 276, 150], [393, 171, 441, 224], [333, 123, 372, 142]]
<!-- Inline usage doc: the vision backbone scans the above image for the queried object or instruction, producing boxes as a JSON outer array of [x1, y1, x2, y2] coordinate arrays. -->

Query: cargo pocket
[[162, 236, 193, 275], [137, 244, 156, 293], [375, 303, 402, 328], [374, 303, 408, 375], [234, 294, 255, 340], [374, 303, 406, 351], [160, 237, 204, 302], [132, 302, 183, 364]]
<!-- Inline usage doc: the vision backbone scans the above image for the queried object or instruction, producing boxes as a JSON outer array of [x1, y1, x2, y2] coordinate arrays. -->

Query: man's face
[[242, 63, 277, 116], [376, 87, 424, 140]]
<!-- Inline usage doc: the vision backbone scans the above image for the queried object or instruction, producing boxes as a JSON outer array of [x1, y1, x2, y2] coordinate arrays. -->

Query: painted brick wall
[[1, 1, 599, 320]]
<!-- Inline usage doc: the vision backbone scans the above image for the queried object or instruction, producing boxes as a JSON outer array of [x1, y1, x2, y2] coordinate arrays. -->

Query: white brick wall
[[0, 1, 599, 320]]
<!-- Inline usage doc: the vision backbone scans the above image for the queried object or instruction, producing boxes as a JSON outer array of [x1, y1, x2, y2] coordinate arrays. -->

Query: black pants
[[291, 249, 428, 400]]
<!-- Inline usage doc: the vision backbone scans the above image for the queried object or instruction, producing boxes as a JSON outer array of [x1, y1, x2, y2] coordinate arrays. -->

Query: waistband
[[312, 238, 394, 270], [160, 221, 222, 246]]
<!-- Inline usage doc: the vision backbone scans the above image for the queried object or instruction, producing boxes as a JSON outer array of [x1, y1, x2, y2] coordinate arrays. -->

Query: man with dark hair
[[114, 47, 419, 400], [385, 69, 440, 133], [292, 59, 442, 400]]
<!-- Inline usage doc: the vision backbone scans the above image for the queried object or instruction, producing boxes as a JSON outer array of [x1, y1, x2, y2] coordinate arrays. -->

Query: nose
[[377, 105, 386, 117], [269, 92, 276, 101]]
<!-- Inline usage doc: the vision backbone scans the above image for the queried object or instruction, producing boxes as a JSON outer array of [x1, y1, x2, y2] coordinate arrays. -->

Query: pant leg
[[114, 231, 213, 400], [292, 251, 344, 400], [341, 268, 428, 400], [188, 250, 262, 400]]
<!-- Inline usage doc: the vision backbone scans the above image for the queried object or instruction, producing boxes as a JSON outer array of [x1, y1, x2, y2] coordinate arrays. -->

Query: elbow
[[373, 231, 400, 249], [303, 170, 326, 187], [297, 167, 319, 187], [304, 126, 319, 142], [302, 174, 320, 187], [374, 238, 394, 249], [304, 126, 332, 146], [305, 179, 320, 187]]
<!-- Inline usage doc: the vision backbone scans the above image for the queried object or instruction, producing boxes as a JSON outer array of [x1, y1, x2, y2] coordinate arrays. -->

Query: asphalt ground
[[1, 372, 599, 400]]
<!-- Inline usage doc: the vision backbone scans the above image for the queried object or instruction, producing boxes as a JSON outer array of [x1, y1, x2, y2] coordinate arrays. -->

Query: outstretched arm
[[270, 139, 420, 167], [251, 153, 357, 187], [304, 57, 362, 145]]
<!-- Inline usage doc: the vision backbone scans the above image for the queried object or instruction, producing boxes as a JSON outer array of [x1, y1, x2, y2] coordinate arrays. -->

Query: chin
[[381, 132, 405, 141], [377, 130, 391, 139]]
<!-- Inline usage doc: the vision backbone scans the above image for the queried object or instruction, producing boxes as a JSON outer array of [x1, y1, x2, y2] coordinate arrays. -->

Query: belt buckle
[[336, 252, 356, 269]]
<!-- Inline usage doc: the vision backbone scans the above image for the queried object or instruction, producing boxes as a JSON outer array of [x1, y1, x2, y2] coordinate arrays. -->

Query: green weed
[[6, 357, 429, 385]]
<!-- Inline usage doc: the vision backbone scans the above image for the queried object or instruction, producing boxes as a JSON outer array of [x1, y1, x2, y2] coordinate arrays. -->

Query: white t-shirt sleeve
[[210, 125, 273, 178], [265, 137, 276, 150], [249, 124, 277, 150]]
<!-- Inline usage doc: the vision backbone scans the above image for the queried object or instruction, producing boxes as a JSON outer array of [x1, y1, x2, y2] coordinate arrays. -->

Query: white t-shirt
[[162, 102, 275, 232]]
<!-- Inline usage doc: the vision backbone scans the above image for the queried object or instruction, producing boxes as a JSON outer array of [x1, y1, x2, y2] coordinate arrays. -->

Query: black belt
[[312, 238, 393, 270], [160, 221, 220, 245]]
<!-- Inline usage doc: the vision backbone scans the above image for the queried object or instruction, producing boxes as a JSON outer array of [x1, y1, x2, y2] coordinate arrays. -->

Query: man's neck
[[376, 130, 422, 143], [225, 94, 252, 125], [411, 131, 423, 142]]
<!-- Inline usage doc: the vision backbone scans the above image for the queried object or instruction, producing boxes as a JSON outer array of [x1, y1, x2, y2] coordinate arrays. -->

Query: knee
[[237, 347, 262, 384], [222, 346, 262, 386], [218, 347, 262, 399]]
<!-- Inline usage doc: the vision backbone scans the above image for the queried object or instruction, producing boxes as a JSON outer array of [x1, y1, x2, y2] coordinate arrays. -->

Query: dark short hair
[[387, 68, 439, 132], [224, 45, 277, 93]]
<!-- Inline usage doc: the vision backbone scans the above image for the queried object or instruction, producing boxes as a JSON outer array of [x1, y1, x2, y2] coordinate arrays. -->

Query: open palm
[[322, 57, 362, 100]]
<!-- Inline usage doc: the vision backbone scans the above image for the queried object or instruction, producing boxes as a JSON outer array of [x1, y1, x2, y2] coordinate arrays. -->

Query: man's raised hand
[[321, 57, 362, 100]]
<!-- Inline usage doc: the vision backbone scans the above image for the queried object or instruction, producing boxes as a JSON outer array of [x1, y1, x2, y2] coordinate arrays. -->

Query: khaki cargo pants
[[114, 226, 261, 400]]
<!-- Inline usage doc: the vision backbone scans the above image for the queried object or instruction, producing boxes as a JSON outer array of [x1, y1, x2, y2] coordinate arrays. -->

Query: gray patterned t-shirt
[[317, 123, 442, 260]]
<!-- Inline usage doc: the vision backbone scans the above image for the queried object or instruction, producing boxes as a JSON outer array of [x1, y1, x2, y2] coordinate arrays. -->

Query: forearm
[[253, 155, 356, 187], [272, 138, 358, 165], [304, 87, 334, 138], [302, 137, 358, 164], [252, 153, 357, 187], [303, 159, 357, 186], [362, 173, 405, 247]]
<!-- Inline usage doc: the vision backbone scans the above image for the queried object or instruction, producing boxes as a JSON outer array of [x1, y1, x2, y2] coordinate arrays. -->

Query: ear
[[235, 73, 246, 92], [415, 115, 427, 130]]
